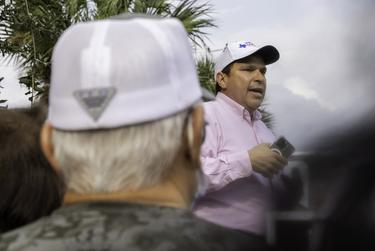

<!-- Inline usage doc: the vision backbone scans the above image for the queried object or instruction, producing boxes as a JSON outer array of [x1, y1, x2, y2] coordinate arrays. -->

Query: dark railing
[[266, 151, 320, 250]]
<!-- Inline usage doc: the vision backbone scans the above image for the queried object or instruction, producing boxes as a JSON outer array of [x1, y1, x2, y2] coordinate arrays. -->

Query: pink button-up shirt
[[193, 92, 283, 235]]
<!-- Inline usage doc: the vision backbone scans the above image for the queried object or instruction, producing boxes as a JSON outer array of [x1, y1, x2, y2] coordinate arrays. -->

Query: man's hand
[[248, 143, 287, 178]]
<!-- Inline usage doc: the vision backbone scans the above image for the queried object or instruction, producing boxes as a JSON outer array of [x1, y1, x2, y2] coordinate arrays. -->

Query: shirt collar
[[216, 92, 262, 121]]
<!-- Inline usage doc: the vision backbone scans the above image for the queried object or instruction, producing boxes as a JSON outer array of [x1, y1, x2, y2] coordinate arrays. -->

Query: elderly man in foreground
[[0, 15, 263, 251]]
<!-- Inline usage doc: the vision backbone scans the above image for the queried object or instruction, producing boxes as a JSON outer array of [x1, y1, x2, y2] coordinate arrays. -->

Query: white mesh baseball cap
[[214, 41, 280, 78], [48, 15, 213, 130]]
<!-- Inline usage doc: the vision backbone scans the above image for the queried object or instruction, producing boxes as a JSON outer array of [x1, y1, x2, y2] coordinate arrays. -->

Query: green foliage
[[95, 0, 216, 46], [0, 0, 91, 102], [168, 0, 216, 46], [95, 0, 169, 17], [197, 54, 215, 94], [0, 0, 215, 103]]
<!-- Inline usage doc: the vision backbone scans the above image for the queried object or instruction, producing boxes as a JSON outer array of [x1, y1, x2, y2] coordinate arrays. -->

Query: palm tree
[[0, 0, 215, 102], [0, 0, 90, 102], [197, 54, 216, 94], [95, 0, 215, 46]]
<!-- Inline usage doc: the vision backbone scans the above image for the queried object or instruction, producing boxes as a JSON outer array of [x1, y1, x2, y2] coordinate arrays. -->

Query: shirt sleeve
[[200, 108, 253, 192]]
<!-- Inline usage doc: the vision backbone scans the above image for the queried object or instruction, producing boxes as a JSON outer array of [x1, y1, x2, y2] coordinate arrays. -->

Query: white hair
[[52, 110, 191, 193]]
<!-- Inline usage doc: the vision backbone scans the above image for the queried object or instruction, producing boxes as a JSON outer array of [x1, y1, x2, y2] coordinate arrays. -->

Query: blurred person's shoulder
[[0, 201, 260, 251]]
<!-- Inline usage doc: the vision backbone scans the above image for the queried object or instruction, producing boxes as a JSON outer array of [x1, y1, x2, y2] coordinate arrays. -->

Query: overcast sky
[[1, 0, 374, 151], [201, 0, 375, 150]]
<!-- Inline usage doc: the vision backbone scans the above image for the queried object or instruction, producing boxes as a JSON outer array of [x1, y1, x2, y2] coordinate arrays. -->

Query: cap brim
[[201, 87, 215, 102], [252, 45, 280, 65]]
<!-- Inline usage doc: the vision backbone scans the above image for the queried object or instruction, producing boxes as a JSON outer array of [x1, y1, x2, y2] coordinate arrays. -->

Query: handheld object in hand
[[270, 136, 295, 159]]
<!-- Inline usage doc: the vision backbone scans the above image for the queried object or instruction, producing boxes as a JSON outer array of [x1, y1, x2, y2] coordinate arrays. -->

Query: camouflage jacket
[[0, 201, 266, 251]]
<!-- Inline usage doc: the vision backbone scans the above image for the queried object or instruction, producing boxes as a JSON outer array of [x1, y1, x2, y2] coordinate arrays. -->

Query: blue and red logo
[[239, 41, 255, 48]]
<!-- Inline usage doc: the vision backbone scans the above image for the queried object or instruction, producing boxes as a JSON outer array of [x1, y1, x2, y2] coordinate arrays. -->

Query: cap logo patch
[[73, 87, 116, 121], [239, 41, 255, 48]]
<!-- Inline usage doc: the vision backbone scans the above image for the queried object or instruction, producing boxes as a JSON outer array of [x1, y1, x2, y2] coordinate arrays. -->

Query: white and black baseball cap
[[214, 40, 280, 78]]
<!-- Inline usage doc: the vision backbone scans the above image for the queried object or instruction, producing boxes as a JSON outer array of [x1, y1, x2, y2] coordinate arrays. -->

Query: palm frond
[[95, 0, 133, 18], [258, 103, 274, 130], [0, 0, 216, 103], [197, 54, 215, 94], [168, 0, 216, 47], [132, 0, 169, 15]]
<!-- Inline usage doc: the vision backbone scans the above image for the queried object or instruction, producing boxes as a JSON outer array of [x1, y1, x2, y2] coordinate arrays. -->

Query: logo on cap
[[239, 41, 255, 48], [73, 87, 117, 121]]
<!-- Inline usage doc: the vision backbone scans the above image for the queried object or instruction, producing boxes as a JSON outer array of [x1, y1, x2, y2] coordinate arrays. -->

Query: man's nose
[[254, 69, 266, 84]]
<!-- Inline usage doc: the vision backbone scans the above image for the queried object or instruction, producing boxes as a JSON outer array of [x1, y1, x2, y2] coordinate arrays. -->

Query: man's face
[[220, 55, 267, 112]]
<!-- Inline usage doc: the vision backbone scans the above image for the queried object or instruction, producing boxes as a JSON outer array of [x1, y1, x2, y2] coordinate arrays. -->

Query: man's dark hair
[[0, 109, 64, 233], [215, 63, 231, 94]]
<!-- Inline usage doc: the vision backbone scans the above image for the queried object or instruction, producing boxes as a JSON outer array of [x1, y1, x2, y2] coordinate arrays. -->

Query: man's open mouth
[[248, 87, 264, 95]]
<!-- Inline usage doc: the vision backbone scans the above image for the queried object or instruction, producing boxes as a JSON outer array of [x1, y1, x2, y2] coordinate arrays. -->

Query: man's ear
[[216, 72, 227, 90], [40, 123, 62, 173], [185, 105, 204, 170]]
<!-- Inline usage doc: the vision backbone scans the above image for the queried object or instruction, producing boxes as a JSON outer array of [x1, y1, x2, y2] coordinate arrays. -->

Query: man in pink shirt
[[193, 41, 296, 238]]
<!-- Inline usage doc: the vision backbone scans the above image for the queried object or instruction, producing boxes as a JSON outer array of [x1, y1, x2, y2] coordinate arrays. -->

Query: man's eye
[[242, 67, 256, 72], [242, 67, 267, 75]]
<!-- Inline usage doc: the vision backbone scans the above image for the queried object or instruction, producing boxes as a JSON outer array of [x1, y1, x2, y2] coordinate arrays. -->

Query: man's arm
[[201, 113, 286, 192], [200, 114, 252, 192]]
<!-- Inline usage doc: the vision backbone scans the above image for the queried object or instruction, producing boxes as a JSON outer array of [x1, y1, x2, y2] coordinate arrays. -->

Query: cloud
[[283, 77, 335, 111], [284, 77, 318, 100], [206, 0, 375, 150], [0, 65, 30, 108]]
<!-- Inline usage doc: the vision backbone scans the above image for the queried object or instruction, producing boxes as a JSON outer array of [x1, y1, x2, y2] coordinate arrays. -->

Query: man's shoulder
[[0, 202, 259, 251], [0, 202, 139, 250], [202, 100, 223, 121], [203, 99, 217, 110]]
